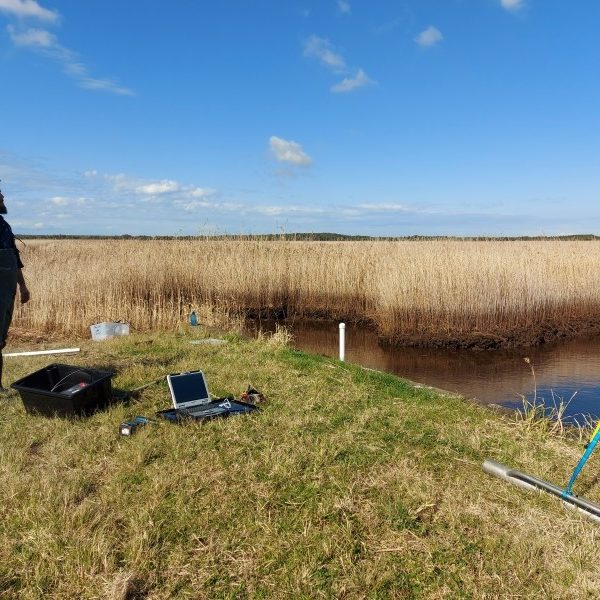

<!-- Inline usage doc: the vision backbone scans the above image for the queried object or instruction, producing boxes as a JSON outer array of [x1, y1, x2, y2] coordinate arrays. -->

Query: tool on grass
[[484, 416, 600, 524], [112, 376, 165, 402], [119, 416, 156, 436], [129, 376, 165, 398]]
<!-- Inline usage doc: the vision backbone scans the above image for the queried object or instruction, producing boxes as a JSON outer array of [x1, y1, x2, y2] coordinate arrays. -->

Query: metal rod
[[483, 459, 600, 524]]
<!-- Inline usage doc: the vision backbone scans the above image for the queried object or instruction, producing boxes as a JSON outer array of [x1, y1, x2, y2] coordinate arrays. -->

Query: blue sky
[[1, 0, 599, 236]]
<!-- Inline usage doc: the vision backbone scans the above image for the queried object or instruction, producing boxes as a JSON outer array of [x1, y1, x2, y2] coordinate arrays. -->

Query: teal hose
[[563, 427, 600, 498]]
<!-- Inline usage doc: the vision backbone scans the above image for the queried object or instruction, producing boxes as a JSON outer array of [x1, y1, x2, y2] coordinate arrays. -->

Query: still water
[[253, 319, 600, 425]]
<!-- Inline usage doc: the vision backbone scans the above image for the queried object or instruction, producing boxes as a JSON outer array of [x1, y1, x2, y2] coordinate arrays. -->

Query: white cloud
[[303, 35, 346, 71], [0, 0, 57, 22], [331, 68, 374, 93], [337, 1, 351, 15], [303, 33, 376, 95], [103, 172, 218, 203], [136, 180, 180, 195], [191, 187, 216, 198], [269, 136, 313, 167], [500, 0, 524, 10], [415, 26, 443, 48]]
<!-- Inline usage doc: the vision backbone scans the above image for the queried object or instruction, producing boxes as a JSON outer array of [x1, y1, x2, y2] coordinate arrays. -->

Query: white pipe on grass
[[4, 348, 81, 357]]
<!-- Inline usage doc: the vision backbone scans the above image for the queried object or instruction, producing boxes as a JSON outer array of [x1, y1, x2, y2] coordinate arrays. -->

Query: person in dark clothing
[[0, 187, 30, 391]]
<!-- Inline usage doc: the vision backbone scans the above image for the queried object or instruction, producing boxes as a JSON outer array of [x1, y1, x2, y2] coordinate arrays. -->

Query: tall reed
[[11, 239, 600, 345]]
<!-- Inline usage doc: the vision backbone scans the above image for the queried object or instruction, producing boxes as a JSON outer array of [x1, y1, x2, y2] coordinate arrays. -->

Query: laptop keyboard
[[181, 405, 228, 418]]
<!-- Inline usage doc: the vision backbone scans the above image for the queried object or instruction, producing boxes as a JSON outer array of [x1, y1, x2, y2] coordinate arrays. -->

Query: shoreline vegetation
[[11, 238, 600, 349], [2, 332, 600, 597]]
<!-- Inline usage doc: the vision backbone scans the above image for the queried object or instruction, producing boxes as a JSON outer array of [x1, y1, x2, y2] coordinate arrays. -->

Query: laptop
[[166, 370, 229, 419]]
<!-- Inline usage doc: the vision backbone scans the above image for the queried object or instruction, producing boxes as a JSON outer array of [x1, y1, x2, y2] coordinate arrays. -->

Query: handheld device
[[119, 416, 155, 436]]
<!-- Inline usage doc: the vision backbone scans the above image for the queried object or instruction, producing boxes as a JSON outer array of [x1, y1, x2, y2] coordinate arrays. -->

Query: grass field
[[2, 331, 600, 598], [11, 238, 600, 348]]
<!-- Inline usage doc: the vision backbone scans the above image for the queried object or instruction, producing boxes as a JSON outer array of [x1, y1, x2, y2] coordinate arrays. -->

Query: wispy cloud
[[269, 136, 313, 167], [337, 1, 351, 15], [181, 199, 242, 213], [5, 157, 590, 236], [49, 196, 69, 206], [191, 187, 216, 198], [415, 25, 443, 48], [0, 0, 57, 22], [303, 34, 375, 93], [500, 0, 524, 11], [48, 196, 90, 207], [331, 68, 374, 93], [3, 1, 134, 95], [303, 35, 346, 71], [7, 24, 53, 46], [356, 203, 415, 212]]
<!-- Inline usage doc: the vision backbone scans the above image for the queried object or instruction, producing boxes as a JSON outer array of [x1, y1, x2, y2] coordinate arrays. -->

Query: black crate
[[11, 363, 114, 417]]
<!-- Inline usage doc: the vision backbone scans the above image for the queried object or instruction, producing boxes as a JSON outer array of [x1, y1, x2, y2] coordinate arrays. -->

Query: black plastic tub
[[11, 363, 114, 417]]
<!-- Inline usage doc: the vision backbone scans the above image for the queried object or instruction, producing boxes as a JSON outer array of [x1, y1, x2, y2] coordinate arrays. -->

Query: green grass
[[2, 331, 600, 599]]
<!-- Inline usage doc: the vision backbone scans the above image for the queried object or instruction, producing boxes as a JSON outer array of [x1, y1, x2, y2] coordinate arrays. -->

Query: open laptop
[[166, 370, 229, 419]]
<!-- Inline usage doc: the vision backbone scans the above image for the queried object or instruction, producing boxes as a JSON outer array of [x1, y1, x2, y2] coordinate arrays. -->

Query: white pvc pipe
[[4, 348, 80, 357], [339, 322, 345, 362]]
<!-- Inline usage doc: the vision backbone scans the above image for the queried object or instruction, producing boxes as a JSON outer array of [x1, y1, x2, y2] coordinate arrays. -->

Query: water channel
[[252, 319, 600, 425]]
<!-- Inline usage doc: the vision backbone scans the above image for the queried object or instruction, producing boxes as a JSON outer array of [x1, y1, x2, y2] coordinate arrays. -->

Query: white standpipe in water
[[339, 322, 345, 362]]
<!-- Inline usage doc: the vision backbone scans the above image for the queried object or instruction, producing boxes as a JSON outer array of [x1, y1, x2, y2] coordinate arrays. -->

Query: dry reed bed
[[12, 239, 600, 346]]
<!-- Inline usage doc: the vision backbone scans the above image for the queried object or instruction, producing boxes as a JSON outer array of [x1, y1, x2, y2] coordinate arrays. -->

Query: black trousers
[[0, 249, 18, 350]]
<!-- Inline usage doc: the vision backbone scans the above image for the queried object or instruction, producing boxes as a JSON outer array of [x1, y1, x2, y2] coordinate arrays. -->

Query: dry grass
[[12, 239, 600, 345], [2, 332, 600, 598]]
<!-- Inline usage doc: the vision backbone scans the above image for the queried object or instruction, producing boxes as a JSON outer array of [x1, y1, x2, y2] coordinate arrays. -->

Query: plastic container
[[11, 363, 114, 417], [90, 322, 130, 341]]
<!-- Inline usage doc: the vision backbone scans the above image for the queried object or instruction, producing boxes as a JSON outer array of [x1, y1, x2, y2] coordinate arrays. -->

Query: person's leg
[[0, 250, 18, 391]]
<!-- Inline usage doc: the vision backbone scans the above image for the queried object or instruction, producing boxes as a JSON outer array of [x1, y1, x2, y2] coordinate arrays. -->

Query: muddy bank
[[380, 319, 600, 349], [247, 310, 600, 350]]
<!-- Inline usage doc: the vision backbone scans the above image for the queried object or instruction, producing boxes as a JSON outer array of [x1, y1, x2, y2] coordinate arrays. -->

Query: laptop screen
[[167, 371, 210, 408]]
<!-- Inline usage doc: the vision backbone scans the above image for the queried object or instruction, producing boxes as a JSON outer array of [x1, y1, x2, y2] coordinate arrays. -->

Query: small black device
[[119, 416, 154, 436]]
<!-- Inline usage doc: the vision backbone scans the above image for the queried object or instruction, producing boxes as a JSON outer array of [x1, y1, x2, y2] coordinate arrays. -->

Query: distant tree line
[[15, 233, 600, 242]]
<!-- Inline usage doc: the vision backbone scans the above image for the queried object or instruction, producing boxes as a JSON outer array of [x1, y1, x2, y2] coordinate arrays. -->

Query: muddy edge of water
[[382, 321, 600, 349], [246, 310, 600, 350]]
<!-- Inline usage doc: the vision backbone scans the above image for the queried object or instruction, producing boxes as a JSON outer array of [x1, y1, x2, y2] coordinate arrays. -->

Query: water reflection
[[252, 319, 600, 424]]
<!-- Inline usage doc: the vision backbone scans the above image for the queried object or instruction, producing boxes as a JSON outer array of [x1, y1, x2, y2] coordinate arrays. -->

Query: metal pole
[[339, 322, 345, 362], [483, 459, 600, 524]]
